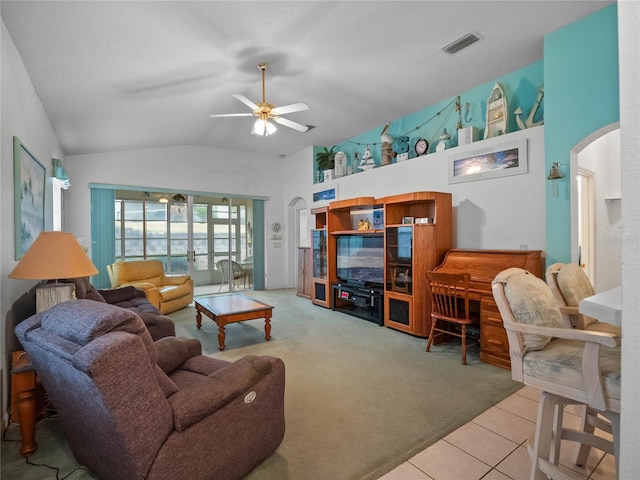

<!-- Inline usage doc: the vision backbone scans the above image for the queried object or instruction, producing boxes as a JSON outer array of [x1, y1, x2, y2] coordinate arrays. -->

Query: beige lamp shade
[[8, 231, 98, 280]]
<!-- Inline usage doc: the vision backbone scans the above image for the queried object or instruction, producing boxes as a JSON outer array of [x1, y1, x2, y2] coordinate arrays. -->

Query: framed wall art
[[14, 136, 46, 259], [312, 184, 338, 206], [449, 139, 528, 184]]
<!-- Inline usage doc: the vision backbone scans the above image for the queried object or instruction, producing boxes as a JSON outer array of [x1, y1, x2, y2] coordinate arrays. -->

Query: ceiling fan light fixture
[[252, 118, 277, 136]]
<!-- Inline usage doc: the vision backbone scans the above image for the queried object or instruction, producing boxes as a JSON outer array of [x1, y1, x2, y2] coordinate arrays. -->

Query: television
[[336, 234, 384, 286]]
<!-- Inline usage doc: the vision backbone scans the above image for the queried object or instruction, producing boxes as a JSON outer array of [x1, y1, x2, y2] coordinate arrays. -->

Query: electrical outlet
[[519, 244, 528, 250]]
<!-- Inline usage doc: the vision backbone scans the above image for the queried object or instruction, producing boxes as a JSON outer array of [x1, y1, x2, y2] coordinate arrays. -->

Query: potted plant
[[316, 146, 336, 180]]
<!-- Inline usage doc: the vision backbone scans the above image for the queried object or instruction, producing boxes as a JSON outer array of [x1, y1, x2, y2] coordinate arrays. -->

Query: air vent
[[442, 32, 482, 55]]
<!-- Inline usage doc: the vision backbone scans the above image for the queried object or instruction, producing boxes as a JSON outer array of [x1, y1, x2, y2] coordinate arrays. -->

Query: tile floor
[[378, 385, 616, 480]]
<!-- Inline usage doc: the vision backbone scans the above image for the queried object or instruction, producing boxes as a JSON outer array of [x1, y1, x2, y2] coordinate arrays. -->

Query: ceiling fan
[[209, 62, 309, 136]]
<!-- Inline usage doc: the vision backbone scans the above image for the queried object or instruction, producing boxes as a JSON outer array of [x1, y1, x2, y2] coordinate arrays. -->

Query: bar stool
[[492, 268, 620, 479]]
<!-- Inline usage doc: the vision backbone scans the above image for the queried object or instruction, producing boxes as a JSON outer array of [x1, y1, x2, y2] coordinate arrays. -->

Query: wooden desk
[[11, 351, 46, 457], [434, 249, 544, 369]]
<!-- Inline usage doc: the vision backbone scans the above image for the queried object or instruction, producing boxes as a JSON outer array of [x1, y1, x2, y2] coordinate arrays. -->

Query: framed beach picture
[[14, 136, 46, 259], [449, 139, 528, 184], [312, 185, 338, 206]]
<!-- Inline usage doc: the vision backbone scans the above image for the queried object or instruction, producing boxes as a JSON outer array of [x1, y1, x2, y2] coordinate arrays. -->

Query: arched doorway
[[571, 124, 621, 292], [288, 197, 310, 288]]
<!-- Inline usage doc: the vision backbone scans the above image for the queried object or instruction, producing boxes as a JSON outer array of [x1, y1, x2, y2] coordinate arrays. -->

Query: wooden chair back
[[427, 271, 471, 324], [426, 271, 474, 364]]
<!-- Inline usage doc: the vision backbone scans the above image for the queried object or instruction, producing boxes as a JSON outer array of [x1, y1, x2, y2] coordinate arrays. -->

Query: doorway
[[571, 125, 621, 292], [577, 169, 594, 280]]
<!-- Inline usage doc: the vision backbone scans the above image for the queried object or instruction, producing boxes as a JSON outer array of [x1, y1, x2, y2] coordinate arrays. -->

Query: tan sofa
[[107, 259, 193, 314]]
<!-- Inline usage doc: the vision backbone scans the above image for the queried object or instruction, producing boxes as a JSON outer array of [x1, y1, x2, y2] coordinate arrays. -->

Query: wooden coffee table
[[194, 294, 274, 350]]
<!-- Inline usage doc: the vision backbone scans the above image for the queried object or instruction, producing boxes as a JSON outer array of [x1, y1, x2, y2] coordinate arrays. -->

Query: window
[[52, 178, 65, 231], [211, 204, 247, 265]]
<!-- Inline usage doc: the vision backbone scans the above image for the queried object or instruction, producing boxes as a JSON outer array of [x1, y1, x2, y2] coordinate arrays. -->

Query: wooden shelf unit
[[317, 197, 382, 309], [309, 193, 452, 331], [382, 192, 453, 336], [296, 247, 312, 299], [310, 206, 330, 307]]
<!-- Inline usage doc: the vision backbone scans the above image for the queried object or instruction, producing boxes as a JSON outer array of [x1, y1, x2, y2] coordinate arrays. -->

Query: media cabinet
[[332, 282, 384, 326], [311, 192, 453, 338]]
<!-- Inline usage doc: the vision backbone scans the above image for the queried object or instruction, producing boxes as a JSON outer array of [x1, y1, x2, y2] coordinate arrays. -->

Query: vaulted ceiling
[[1, 1, 613, 158]]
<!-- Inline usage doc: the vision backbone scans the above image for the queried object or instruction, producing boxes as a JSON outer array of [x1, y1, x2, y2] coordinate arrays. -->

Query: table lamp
[[9, 231, 99, 312]]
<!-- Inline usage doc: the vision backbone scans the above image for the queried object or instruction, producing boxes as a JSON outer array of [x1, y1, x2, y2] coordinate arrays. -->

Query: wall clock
[[414, 138, 429, 156]]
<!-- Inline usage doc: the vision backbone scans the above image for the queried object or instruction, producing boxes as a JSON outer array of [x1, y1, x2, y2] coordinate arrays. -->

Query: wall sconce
[[548, 162, 563, 180], [548, 162, 563, 197]]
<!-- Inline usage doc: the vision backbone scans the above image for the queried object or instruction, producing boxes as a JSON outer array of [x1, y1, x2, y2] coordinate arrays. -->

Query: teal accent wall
[[90, 187, 116, 288], [253, 200, 265, 290], [313, 62, 544, 183], [544, 4, 619, 265]]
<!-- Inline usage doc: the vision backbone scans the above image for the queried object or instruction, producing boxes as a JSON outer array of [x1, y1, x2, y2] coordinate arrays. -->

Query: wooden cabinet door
[[297, 247, 312, 299]]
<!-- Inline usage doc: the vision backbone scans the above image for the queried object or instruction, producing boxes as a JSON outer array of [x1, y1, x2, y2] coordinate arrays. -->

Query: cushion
[[523, 338, 621, 401], [504, 272, 564, 350], [40, 300, 157, 362], [556, 263, 597, 327], [556, 264, 595, 306], [99, 285, 144, 305]]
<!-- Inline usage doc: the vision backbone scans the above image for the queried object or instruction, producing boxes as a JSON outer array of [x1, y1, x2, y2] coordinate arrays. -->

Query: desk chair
[[492, 268, 620, 479], [426, 271, 476, 365]]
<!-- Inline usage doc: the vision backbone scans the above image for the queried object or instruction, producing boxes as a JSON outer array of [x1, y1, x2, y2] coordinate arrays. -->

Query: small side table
[[11, 351, 45, 457]]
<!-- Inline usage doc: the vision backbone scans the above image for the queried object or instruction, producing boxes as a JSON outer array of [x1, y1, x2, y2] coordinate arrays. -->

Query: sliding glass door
[[114, 191, 253, 290]]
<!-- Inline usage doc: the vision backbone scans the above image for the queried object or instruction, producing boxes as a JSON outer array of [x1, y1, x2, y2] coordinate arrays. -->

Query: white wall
[[618, 0, 640, 476], [1, 20, 65, 424], [284, 127, 546, 253], [64, 145, 291, 289]]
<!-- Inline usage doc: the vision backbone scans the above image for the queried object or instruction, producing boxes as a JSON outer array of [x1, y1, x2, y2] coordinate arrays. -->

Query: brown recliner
[[15, 300, 286, 480], [63, 276, 175, 341]]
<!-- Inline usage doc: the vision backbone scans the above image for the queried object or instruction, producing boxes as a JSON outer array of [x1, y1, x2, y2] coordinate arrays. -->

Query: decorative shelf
[[331, 230, 384, 235]]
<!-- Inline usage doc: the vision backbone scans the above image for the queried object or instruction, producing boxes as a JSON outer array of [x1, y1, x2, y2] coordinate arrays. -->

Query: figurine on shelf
[[435, 128, 452, 152], [380, 122, 395, 165], [514, 85, 544, 130], [358, 218, 373, 230], [484, 82, 508, 139], [358, 146, 376, 171]]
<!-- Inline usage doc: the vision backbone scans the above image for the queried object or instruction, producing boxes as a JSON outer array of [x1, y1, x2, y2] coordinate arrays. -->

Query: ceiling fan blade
[[271, 102, 309, 116], [232, 93, 259, 111], [274, 116, 309, 132], [209, 113, 254, 118]]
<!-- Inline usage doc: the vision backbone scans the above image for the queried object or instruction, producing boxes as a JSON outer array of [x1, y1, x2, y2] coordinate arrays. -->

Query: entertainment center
[[309, 190, 544, 370], [311, 191, 453, 337]]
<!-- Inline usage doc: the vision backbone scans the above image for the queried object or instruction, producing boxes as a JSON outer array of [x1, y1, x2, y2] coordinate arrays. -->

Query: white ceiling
[[1, 1, 612, 158]]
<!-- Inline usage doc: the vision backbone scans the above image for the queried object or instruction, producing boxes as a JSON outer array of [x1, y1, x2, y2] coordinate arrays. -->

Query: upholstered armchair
[[15, 300, 286, 480], [492, 268, 620, 479], [107, 259, 194, 314], [546, 262, 621, 334]]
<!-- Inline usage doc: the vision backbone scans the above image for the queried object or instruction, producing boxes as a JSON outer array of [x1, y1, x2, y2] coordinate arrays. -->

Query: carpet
[[1, 289, 521, 480], [172, 289, 521, 480]]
